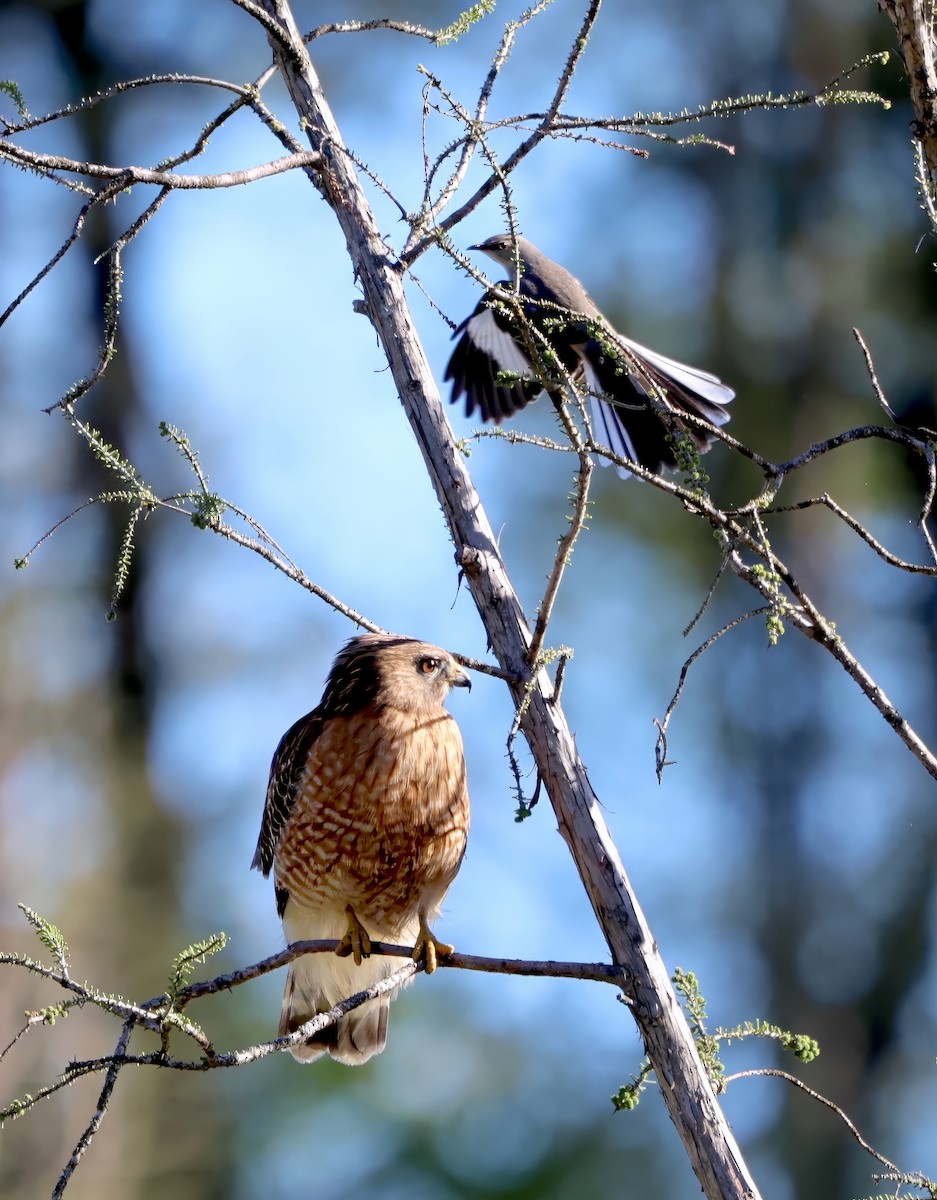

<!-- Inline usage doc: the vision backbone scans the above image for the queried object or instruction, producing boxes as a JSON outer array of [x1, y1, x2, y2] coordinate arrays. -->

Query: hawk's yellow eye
[[419, 656, 440, 675]]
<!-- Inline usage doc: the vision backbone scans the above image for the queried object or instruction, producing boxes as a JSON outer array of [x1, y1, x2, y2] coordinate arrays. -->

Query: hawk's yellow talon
[[412, 915, 453, 975], [335, 905, 372, 965]]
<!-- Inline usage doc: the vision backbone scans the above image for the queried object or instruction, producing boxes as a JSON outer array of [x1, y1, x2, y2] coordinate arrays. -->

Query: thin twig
[[404, 0, 606, 262], [40, 248, 122, 415], [655, 610, 770, 782], [305, 18, 440, 45], [53, 1019, 135, 1198], [3, 74, 271, 135], [770, 423, 931, 474], [852, 325, 937, 566], [0, 953, 214, 1047], [528, 448, 593, 667], [852, 326, 899, 421], [0, 184, 121, 329], [766, 494, 937, 575], [683, 558, 731, 640], [723, 1067, 923, 1185], [413, 0, 555, 242], [0, 142, 320, 189], [920, 444, 937, 566]]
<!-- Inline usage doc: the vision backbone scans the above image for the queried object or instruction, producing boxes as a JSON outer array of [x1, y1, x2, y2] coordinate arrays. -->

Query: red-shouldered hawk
[[252, 633, 471, 1065]]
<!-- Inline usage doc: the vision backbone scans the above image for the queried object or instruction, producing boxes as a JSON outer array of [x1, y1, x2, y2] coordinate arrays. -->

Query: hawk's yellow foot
[[412, 915, 454, 975], [335, 905, 372, 966]]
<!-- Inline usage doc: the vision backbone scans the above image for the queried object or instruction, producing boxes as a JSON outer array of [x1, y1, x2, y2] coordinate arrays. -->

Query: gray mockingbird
[[445, 234, 735, 476]]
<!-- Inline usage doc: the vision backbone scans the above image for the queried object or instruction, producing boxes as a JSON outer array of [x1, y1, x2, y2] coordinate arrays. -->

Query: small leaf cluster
[[612, 967, 821, 1112]]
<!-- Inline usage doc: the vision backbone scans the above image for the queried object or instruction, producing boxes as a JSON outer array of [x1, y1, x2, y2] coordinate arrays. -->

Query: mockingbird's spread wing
[[444, 233, 735, 477]]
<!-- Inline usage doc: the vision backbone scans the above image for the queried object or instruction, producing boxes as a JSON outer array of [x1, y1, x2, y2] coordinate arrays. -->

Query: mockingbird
[[445, 233, 735, 476]]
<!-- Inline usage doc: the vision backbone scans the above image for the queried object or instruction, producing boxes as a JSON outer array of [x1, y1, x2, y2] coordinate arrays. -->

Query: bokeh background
[[2, 2, 936, 1197]]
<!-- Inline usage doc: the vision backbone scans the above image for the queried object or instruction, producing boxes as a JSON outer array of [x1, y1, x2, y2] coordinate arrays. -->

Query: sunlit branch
[[0, 141, 321, 189], [1, 939, 626, 1123], [407, 49, 887, 260], [404, 0, 607, 262], [877, 0, 937, 188], [413, 0, 556, 239], [0, 952, 209, 1046], [305, 18, 440, 43], [3, 74, 270, 135], [177, 939, 625, 1006]]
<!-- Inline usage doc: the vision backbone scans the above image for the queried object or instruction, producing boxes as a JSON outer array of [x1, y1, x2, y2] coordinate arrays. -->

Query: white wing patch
[[466, 307, 536, 379]]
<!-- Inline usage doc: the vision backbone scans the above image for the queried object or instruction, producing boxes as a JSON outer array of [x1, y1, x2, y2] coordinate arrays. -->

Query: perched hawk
[[252, 634, 471, 1065], [445, 233, 735, 476]]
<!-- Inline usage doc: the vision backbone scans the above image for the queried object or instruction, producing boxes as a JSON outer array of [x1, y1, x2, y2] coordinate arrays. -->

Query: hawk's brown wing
[[251, 708, 323, 878]]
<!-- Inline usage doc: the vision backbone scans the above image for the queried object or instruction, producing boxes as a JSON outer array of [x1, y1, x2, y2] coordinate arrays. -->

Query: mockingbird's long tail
[[445, 296, 734, 476], [582, 333, 734, 476], [445, 233, 736, 478]]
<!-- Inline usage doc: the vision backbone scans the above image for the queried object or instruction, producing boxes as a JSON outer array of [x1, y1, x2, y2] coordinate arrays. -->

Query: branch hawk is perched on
[[253, 634, 472, 1065]]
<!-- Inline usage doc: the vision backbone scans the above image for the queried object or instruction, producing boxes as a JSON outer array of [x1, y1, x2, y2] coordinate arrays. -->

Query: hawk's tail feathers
[[277, 953, 402, 1066]]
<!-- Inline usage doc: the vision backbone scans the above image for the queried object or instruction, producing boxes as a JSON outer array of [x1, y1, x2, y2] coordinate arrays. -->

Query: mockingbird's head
[[470, 233, 534, 271]]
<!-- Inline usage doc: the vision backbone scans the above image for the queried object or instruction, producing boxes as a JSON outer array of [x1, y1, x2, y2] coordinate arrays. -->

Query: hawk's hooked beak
[[448, 663, 472, 692]]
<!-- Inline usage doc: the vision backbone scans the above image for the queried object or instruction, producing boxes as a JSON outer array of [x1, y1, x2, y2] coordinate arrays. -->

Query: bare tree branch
[[655, 609, 770, 782], [724, 1067, 936, 1195], [528, 446, 593, 669], [405, 0, 608, 260], [767, 493, 937, 573], [52, 1020, 134, 1199], [0, 141, 320, 189], [249, 3, 761, 1196], [177, 940, 626, 1006], [878, 0, 937, 184]]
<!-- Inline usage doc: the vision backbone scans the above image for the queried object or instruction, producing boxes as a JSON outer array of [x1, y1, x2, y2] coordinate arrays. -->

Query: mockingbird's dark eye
[[418, 656, 440, 676]]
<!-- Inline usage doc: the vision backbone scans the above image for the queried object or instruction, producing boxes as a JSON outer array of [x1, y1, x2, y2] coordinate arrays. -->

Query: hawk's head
[[322, 634, 471, 718]]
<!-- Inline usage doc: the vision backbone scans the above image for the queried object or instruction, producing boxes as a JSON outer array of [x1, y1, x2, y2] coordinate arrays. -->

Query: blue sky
[[2, 3, 936, 1196]]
